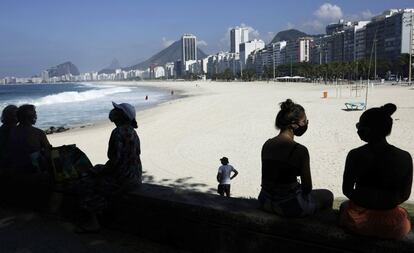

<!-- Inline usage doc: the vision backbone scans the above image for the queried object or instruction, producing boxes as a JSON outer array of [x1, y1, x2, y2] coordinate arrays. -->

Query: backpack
[[49, 144, 93, 184]]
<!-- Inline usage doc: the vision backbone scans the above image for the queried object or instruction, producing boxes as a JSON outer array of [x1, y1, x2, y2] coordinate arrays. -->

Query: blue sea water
[[0, 83, 171, 129]]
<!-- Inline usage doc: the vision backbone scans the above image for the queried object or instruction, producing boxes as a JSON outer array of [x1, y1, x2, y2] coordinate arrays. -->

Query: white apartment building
[[266, 41, 287, 67], [153, 66, 165, 78], [165, 62, 175, 78], [230, 27, 249, 53], [239, 39, 265, 68]]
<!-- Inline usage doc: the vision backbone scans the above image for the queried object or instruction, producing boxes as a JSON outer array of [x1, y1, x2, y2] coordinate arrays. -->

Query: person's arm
[[399, 152, 413, 203], [216, 173, 222, 183], [217, 167, 222, 183], [106, 129, 122, 171], [299, 146, 312, 194], [230, 168, 238, 180], [342, 151, 357, 200], [39, 131, 52, 171]]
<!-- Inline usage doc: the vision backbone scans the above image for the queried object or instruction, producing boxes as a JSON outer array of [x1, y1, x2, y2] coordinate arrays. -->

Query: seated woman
[[8, 104, 51, 173], [76, 102, 142, 232], [258, 99, 333, 218], [340, 103, 412, 240], [4, 104, 52, 207], [0, 105, 18, 169]]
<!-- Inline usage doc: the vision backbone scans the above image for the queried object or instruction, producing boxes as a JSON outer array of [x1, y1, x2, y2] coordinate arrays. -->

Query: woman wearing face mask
[[340, 103, 412, 239], [258, 99, 333, 218]]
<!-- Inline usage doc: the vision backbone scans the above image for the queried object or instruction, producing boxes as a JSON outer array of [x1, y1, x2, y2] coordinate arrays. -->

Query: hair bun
[[381, 103, 397, 116], [280, 99, 295, 111]]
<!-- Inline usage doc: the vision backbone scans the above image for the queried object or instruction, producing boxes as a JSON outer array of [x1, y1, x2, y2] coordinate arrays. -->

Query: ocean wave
[[33, 87, 132, 106]]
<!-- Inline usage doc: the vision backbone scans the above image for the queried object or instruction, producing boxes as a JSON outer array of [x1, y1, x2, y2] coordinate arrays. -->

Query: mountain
[[124, 40, 208, 71], [270, 29, 309, 43], [98, 58, 121, 74], [98, 58, 122, 74], [108, 58, 121, 69], [47, 61, 80, 77]]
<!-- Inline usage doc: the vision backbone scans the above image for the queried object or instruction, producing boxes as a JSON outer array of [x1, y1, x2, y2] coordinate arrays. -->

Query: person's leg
[[225, 184, 231, 197], [339, 200, 350, 214], [338, 200, 350, 227], [218, 184, 224, 196], [310, 189, 334, 211]]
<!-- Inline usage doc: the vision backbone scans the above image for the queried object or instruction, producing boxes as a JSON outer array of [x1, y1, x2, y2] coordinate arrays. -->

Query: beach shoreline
[[48, 81, 414, 200]]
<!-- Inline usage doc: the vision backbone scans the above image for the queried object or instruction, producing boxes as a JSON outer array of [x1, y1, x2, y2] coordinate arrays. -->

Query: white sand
[[48, 81, 414, 200]]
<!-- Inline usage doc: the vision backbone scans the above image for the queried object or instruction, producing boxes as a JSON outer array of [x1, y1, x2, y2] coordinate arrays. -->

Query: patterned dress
[[79, 125, 142, 212], [106, 125, 142, 186]]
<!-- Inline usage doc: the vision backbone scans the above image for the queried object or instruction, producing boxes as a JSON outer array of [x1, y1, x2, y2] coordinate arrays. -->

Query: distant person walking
[[216, 157, 238, 197], [258, 99, 333, 218], [340, 103, 412, 240]]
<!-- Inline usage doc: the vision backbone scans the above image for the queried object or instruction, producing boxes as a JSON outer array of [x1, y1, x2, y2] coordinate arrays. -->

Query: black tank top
[[261, 142, 300, 194]]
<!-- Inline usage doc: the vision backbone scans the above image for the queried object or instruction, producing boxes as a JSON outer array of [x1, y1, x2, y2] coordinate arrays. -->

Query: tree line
[[208, 54, 412, 82]]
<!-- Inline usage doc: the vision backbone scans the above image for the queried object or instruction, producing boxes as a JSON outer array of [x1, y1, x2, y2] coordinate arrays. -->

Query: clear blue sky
[[0, 0, 412, 78]]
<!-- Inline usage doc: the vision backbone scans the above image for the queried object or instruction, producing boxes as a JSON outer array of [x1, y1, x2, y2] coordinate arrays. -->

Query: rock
[[44, 126, 69, 135]]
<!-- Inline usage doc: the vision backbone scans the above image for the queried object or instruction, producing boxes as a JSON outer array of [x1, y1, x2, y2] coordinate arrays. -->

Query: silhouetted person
[[8, 104, 51, 173], [258, 99, 333, 218], [340, 103, 412, 239], [0, 105, 18, 169], [76, 102, 142, 232], [1, 104, 52, 209], [216, 157, 238, 197]]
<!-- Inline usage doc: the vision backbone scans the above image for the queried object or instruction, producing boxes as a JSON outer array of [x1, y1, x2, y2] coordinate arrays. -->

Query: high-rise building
[[365, 9, 414, 60], [343, 21, 370, 61], [285, 37, 313, 64], [239, 39, 265, 68], [181, 34, 197, 62], [266, 41, 287, 67], [41, 70, 49, 83], [326, 19, 347, 35], [355, 27, 368, 60], [230, 27, 249, 53]]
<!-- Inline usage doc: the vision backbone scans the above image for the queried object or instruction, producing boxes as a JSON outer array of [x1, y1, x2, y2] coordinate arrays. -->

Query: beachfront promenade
[[1, 183, 413, 252]]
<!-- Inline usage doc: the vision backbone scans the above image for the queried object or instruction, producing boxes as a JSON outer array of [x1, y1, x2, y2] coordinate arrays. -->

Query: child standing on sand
[[216, 157, 238, 197]]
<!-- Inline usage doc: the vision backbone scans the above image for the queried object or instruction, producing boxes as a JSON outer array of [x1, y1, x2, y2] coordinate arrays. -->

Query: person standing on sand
[[216, 157, 238, 197], [339, 103, 412, 240], [258, 99, 333, 218]]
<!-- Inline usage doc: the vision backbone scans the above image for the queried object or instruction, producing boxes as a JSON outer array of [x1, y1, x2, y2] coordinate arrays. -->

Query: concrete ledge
[[107, 184, 414, 253]]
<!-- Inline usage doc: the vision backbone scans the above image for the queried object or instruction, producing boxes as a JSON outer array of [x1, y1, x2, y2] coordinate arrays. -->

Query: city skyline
[[0, 0, 413, 78]]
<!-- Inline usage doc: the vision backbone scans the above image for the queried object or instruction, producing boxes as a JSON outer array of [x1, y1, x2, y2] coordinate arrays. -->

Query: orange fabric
[[340, 201, 411, 239]]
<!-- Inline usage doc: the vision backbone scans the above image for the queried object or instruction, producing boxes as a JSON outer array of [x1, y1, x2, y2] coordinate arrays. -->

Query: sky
[[0, 0, 412, 78]]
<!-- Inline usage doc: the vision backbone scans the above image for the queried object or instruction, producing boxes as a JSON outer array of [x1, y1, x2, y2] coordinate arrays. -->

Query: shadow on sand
[[142, 171, 217, 194]]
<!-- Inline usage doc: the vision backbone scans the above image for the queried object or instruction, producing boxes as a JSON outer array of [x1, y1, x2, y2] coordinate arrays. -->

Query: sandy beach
[[48, 81, 414, 200]]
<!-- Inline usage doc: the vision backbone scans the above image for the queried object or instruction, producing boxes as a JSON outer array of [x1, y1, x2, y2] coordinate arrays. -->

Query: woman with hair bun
[[258, 99, 333, 218], [340, 103, 413, 239]]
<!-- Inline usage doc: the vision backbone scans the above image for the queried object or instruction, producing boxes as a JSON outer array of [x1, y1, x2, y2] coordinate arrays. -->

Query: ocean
[[0, 83, 171, 129]]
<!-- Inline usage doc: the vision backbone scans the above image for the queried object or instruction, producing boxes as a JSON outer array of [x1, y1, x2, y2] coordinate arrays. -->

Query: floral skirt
[[339, 200, 411, 239]]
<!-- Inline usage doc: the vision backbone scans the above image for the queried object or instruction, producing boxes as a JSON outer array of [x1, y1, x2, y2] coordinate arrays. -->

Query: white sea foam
[[33, 87, 132, 106]]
